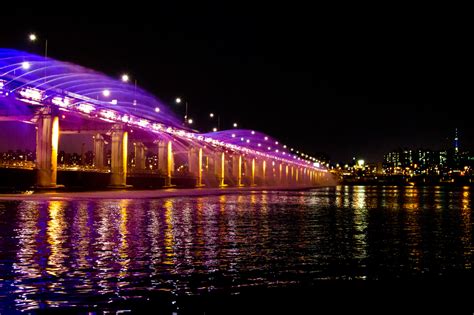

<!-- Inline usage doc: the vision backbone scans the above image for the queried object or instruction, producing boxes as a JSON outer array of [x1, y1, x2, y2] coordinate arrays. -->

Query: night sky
[[0, 4, 472, 162]]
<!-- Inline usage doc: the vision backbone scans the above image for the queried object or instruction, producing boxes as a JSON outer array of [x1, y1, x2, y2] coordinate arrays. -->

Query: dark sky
[[0, 4, 472, 162]]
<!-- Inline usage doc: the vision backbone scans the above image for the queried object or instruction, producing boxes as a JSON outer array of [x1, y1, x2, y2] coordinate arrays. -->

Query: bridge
[[0, 49, 329, 189]]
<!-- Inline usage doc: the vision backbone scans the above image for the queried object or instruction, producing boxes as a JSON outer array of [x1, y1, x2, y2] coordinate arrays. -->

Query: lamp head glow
[[102, 89, 111, 97], [188, 119, 193, 124], [209, 113, 214, 118], [233, 123, 238, 128], [357, 159, 365, 167], [29, 34, 37, 42], [264, 137, 268, 140], [121, 74, 129, 82], [213, 128, 218, 132], [155, 107, 160, 113], [175, 97, 182, 104], [251, 131, 255, 135], [21, 61, 31, 70]]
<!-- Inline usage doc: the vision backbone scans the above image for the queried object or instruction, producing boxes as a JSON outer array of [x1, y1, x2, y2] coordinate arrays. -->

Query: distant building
[[382, 129, 472, 177]]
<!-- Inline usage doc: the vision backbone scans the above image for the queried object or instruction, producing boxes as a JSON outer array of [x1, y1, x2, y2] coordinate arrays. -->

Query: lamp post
[[28, 33, 47, 58], [209, 112, 220, 131], [176, 97, 189, 125], [28, 33, 48, 84], [121, 74, 138, 108]]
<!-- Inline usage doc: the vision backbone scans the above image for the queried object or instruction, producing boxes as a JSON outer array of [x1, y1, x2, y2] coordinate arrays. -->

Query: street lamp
[[121, 74, 129, 82], [175, 97, 188, 125], [209, 112, 220, 131], [28, 33, 47, 58], [233, 122, 238, 128], [121, 74, 137, 106], [28, 33, 48, 84], [102, 89, 110, 97]]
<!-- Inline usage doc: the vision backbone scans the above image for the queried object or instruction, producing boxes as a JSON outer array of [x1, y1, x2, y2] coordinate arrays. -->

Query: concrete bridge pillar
[[274, 162, 278, 184], [244, 157, 256, 186], [158, 140, 174, 187], [35, 110, 59, 188], [232, 154, 243, 187], [93, 133, 105, 169], [259, 160, 267, 185], [109, 125, 128, 188], [188, 147, 204, 187], [204, 154, 213, 176], [254, 159, 260, 179], [268, 161, 274, 185], [255, 159, 262, 182], [215, 152, 227, 187], [278, 163, 283, 184], [134, 142, 147, 171]]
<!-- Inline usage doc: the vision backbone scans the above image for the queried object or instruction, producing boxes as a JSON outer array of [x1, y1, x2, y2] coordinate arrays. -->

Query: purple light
[[0, 48, 325, 171]]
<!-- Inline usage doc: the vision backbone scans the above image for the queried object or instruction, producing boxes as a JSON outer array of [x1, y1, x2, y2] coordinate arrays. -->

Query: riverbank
[[0, 185, 325, 200], [341, 176, 473, 186]]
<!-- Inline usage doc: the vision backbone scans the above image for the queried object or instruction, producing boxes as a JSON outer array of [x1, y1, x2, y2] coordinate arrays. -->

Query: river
[[0, 185, 472, 313]]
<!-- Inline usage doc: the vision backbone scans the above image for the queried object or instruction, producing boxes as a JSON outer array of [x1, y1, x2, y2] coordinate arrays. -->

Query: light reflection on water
[[0, 185, 473, 312]]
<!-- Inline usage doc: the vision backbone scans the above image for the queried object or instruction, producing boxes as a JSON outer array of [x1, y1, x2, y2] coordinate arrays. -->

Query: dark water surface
[[0, 186, 473, 313]]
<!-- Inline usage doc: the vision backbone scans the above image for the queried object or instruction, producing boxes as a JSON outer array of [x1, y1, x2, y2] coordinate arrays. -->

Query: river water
[[0, 185, 472, 313]]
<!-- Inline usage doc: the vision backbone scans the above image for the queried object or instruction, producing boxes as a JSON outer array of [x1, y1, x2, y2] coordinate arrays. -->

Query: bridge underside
[[0, 105, 330, 189]]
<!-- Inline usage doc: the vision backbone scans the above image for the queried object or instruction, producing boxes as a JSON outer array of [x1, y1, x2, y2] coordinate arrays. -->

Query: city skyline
[[0, 123, 467, 165]]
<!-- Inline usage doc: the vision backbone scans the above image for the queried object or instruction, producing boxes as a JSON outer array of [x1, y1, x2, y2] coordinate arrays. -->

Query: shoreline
[[0, 185, 328, 201]]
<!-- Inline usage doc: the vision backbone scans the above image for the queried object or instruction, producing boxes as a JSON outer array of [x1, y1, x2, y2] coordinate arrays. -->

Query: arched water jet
[[0, 48, 330, 189]]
